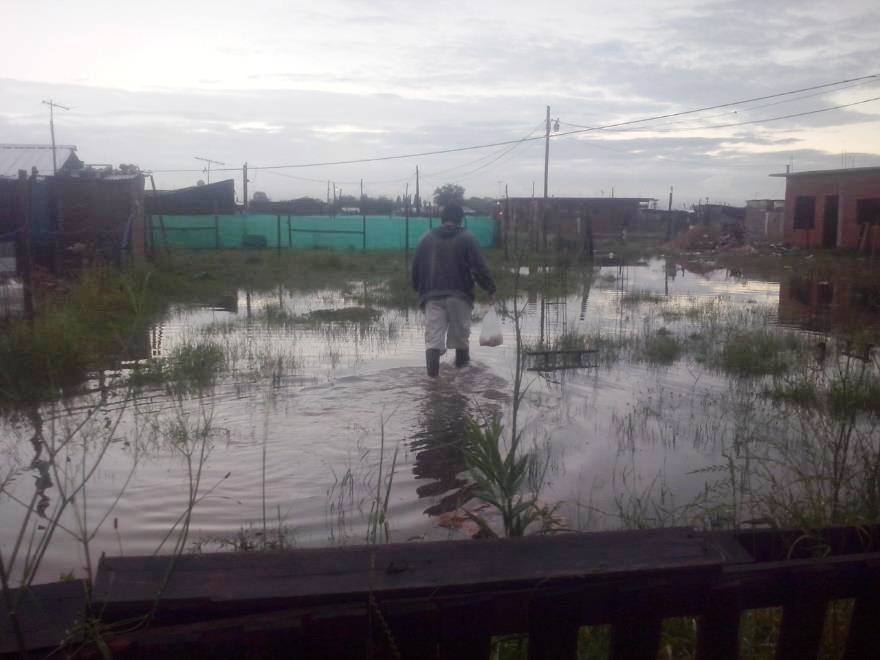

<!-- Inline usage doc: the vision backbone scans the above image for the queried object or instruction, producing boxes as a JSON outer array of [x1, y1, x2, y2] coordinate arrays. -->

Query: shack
[[502, 197, 654, 250], [771, 166, 880, 251], [145, 179, 236, 215], [0, 160, 145, 273], [744, 199, 785, 242]]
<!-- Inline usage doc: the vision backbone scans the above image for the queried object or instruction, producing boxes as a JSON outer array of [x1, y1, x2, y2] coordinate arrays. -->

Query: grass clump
[[130, 341, 225, 395], [0, 308, 91, 404], [765, 379, 819, 407], [621, 288, 664, 305], [828, 370, 880, 419], [300, 307, 382, 324], [717, 331, 802, 378], [525, 329, 592, 353], [641, 330, 683, 365]]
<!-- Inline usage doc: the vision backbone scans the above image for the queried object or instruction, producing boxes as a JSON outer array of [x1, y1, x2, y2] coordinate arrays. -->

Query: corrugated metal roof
[[0, 144, 78, 178]]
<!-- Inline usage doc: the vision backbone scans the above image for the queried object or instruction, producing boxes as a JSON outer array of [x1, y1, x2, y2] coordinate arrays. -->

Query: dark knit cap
[[441, 204, 464, 225]]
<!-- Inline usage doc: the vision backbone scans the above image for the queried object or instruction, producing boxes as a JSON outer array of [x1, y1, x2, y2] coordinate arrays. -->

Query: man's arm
[[410, 240, 423, 292], [466, 235, 496, 298]]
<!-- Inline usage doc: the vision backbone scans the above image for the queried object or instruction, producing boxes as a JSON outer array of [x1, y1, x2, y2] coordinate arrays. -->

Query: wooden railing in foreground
[[4, 525, 880, 659]]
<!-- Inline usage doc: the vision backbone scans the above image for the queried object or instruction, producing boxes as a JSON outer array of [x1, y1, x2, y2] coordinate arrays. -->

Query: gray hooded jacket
[[410, 224, 496, 307]]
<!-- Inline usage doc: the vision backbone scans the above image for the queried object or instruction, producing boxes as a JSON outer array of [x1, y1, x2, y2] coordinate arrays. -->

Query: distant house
[[0, 143, 83, 178], [771, 166, 880, 251], [145, 179, 236, 215], [695, 203, 746, 233], [502, 197, 655, 249], [744, 199, 785, 242], [638, 208, 692, 239]]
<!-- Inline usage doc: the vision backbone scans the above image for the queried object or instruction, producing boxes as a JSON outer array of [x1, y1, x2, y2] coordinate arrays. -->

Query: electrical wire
[[559, 77, 879, 131], [143, 74, 879, 174]]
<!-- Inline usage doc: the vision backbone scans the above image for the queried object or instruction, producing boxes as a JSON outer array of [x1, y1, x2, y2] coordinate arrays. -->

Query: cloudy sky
[[2, 0, 879, 206]]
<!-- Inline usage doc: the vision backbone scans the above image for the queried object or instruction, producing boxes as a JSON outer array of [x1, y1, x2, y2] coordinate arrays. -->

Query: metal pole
[[404, 182, 410, 267], [415, 165, 421, 215], [42, 100, 69, 175], [148, 175, 169, 254], [49, 105, 56, 174], [504, 184, 510, 261], [543, 105, 550, 200], [361, 178, 366, 251], [276, 214, 281, 256], [243, 162, 248, 212]]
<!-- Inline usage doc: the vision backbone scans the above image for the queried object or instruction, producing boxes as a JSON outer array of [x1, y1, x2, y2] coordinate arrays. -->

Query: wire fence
[[147, 214, 498, 251]]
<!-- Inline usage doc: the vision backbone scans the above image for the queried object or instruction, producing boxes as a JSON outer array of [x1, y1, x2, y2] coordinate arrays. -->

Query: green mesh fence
[[149, 214, 498, 251]]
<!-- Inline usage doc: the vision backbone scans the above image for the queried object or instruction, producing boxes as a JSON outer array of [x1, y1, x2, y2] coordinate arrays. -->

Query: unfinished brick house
[[771, 166, 880, 251]]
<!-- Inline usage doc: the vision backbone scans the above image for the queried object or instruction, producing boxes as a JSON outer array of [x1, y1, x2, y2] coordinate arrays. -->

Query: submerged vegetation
[[129, 341, 225, 396], [3, 244, 880, 656]]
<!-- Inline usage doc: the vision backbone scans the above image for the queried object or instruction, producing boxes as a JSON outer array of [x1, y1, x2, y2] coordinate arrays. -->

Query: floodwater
[[2, 256, 879, 583]]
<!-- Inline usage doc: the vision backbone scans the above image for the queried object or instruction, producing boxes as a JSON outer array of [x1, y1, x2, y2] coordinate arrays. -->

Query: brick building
[[771, 166, 880, 251]]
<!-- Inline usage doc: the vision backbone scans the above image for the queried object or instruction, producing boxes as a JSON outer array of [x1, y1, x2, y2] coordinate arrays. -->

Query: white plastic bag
[[479, 308, 503, 347]]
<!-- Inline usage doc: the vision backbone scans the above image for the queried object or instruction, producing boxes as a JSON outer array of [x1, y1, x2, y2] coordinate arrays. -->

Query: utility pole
[[194, 156, 225, 184], [543, 105, 551, 200], [668, 186, 673, 211], [504, 183, 510, 261], [42, 100, 70, 175], [415, 165, 421, 215], [243, 162, 249, 212], [327, 181, 331, 218]]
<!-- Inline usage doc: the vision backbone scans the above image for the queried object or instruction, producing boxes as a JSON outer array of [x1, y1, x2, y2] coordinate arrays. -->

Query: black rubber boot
[[454, 349, 470, 368], [426, 349, 441, 377]]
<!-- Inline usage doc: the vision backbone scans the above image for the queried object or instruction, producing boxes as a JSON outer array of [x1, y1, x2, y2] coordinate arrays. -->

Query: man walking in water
[[410, 203, 496, 377]]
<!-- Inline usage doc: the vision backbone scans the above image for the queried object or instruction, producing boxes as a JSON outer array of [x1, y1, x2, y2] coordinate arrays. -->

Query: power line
[[583, 95, 880, 135], [144, 74, 879, 174], [558, 79, 879, 133]]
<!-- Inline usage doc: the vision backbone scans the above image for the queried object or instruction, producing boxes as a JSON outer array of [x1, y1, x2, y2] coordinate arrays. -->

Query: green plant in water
[[130, 341, 224, 396], [463, 417, 559, 537]]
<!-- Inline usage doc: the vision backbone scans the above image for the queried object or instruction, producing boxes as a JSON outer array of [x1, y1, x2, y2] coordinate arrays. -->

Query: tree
[[433, 184, 465, 207]]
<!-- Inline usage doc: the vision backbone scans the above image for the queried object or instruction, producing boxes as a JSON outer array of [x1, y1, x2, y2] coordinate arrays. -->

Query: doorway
[[823, 195, 839, 248]]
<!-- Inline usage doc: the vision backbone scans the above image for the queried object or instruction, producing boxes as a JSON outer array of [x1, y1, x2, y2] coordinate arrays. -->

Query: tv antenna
[[41, 99, 71, 174], [194, 156, 226, 183]]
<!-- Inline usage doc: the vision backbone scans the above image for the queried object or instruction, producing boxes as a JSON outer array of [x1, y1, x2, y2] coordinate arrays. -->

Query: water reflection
[[410, 368, 507, 518], [779, 275, 880, 340]]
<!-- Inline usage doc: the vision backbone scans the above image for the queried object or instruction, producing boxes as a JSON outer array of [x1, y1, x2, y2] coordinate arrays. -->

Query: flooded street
[[2, 256, 879, 583]]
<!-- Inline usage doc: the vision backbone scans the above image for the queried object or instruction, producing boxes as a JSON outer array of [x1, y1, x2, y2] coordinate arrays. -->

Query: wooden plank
[[695, 583, 740, 660], [843, 560, 880, 660], [84, 603, 369, 660], [438, 600, 492, 660], [528, 593, 581, 660], [774, 566, 832, 660], [610, 584, 663, 660], [0, 579, 86, 654], [94, 528, 723, 616]]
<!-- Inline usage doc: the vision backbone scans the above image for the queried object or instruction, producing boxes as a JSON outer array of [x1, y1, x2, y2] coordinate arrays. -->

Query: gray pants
[[424, 297, 472, 351]]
